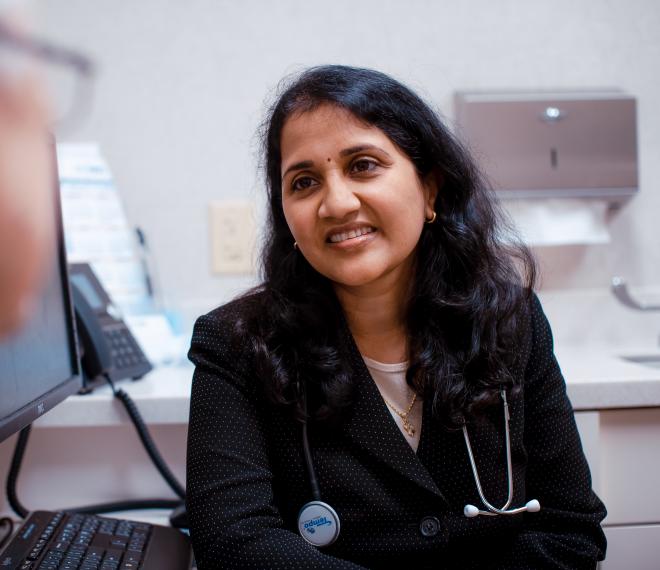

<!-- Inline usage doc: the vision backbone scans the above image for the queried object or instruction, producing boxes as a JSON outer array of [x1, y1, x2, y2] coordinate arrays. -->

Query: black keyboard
[[0, 511, 192, 570]]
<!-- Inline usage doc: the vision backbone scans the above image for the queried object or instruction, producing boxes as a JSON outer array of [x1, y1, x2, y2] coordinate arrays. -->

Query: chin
[[327, 269, 387, 289]]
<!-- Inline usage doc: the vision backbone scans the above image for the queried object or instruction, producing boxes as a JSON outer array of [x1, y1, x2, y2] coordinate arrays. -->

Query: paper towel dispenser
[[454, 91, 638, 202]]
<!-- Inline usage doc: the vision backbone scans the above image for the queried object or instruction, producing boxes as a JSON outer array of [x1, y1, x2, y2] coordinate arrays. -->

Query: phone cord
[[5, 422, 181, 518], [0, 516, 14, 550], [6, 425, 31, 518], [103, 374, 186, 500]]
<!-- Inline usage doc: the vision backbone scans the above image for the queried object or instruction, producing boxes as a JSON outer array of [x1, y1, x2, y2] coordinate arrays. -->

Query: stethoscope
[[296, 386, 540, 547], [461, 389, 540, 518], [297, 385, 342, 547]]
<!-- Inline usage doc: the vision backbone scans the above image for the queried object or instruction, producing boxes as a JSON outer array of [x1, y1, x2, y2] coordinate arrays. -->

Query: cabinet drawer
[[601, 524, 660, 570], [576, 408, 660, 525]]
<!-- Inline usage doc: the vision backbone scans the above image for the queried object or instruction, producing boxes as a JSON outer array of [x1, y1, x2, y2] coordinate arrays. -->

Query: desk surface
[[35, 364, 195, 427], [557, 343, 660, 410], [33, 345, 660, 428]]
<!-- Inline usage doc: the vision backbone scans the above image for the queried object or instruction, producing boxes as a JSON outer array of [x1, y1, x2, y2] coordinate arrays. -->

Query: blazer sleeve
[[186, 312, 366, 569], [500, 295, 607, 569]]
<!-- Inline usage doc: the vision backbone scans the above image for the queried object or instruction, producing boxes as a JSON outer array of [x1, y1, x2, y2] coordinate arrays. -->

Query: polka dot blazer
[[186, 293, 606, 569]]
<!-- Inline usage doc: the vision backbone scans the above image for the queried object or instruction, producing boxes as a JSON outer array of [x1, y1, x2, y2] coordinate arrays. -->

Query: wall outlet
[[209, 200, 256, 275]]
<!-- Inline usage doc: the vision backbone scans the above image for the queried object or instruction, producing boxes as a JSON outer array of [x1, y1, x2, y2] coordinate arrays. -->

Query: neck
[[334, 272, 411, 364]]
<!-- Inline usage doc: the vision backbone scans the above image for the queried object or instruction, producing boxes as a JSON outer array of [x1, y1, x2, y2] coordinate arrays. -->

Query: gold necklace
[[383, 392, 417, 437]]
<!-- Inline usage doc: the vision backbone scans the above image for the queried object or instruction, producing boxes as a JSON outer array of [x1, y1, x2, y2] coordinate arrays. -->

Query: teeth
[[329, 226, 375, 243]]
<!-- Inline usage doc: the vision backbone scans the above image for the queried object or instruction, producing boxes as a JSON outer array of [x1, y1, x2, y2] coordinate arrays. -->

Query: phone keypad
[[104, 329, 148, 370]]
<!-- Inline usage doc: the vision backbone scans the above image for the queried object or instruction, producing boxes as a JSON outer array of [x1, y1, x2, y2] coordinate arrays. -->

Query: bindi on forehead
[[327, 157, 332, 162]]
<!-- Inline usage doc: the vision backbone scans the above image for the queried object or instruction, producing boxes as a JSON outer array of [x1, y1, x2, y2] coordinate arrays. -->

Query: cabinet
[[0, 366, 658, 567], [576, 408, 660, 569]]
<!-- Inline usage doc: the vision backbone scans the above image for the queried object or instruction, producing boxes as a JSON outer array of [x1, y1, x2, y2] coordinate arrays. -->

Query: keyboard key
[[51, 540, 70, 552], [81, 557, 102, 566], [68, 544, 87, 559], [102, 549, 123, 563], [86, 546, 105, 558], [37, 550, 64, 569], [101, 559, 121, 570], [27, 539, 47, 560], [115, 524, 133, 538], [123, 552, 141, 565], [98, 521, 117, 535]]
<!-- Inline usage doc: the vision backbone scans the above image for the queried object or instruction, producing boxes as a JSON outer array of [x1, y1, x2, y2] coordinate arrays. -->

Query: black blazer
[[186, 294, 606, 569]]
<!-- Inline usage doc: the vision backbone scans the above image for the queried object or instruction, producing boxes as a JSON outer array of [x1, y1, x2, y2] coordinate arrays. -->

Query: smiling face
[[280, 104, 437, 295]]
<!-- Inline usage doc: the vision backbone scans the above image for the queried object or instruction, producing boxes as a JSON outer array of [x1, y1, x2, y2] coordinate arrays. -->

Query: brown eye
[[351, 158, 378, 174], [291, 176, 317, 192]]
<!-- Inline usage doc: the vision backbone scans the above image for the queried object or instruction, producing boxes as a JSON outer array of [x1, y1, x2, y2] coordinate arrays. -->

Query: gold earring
[[425, 211, 437, 224], [293, 241, 298, 250]]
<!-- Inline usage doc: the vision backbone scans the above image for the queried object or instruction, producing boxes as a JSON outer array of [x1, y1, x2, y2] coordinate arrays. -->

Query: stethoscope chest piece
[[297, 500, 341, 547]]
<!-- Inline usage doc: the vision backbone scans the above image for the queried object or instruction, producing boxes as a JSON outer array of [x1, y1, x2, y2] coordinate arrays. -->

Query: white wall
[[34, 0, 660, 343]]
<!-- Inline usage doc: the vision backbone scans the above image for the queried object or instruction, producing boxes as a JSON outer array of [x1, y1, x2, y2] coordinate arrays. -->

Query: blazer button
[[419, 516, 441, 537]]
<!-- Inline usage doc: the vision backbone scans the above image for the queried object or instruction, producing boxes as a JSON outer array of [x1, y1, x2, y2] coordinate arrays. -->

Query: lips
[[327, 226, 376, 244]]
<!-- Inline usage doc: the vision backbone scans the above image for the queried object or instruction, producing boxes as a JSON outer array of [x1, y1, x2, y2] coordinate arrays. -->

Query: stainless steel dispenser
[[454, 91, 638, 202]]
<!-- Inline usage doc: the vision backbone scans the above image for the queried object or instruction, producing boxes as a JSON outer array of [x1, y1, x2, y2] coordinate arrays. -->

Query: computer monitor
[[0, 141, 82, 443]]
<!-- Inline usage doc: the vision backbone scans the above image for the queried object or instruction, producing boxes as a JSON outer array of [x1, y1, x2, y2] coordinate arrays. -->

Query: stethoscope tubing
[[301, 391, 322, 501], [461, 389, 515, 514], [298, 386, 341, 547], [299, 384, 539, 546]]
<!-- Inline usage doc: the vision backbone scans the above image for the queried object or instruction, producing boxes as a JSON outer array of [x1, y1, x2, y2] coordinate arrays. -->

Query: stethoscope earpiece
[[525, 499, 541, 512], [463, 499, 541, 518], [463, 504, 481, 518]]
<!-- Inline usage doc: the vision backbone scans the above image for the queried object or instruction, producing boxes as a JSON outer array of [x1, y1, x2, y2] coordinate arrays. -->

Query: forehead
[[280, 104, 398, 163]]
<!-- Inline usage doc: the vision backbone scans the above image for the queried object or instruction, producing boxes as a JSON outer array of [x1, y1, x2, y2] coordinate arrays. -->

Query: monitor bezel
[[0, 138, 83, 443]]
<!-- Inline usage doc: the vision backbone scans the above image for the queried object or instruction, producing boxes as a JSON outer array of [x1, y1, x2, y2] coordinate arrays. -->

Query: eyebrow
[[339, 144, 392, 159], [282, 160, 314, 181], [281, 144, 393, 181]]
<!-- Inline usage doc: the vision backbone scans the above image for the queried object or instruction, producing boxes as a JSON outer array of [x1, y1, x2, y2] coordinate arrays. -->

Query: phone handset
[[70, 283, 113, 380], [69, 262, 152, 392]]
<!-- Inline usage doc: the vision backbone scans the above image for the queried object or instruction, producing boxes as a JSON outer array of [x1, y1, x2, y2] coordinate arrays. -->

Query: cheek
[[383, 197, 427, 252], [281, 197, 296, 229], [282, 201, 313, 242], [282, 203, 293, 234], [382, 190, 426, 234], [396, 217, 425, 254]]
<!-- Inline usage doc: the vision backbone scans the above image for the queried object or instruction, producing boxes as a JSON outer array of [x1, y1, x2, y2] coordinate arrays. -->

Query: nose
[[318, 174, 360, 219]]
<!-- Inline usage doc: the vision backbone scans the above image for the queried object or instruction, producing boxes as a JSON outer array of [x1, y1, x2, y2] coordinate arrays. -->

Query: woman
[[186, 65, 606, 569]]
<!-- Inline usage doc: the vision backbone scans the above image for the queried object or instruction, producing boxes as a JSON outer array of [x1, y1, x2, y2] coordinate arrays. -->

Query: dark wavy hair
[[237, 65, 536, 429]]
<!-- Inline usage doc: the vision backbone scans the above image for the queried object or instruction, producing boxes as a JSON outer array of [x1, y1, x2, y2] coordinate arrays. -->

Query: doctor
[[186, 65, 606, 569]]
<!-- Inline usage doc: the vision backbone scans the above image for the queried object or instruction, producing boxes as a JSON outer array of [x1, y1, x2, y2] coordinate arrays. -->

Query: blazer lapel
[[339, 325, 447, 501]]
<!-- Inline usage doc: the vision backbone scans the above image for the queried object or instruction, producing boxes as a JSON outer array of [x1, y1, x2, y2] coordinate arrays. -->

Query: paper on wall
[[56, 143, 153, 315], [502, 198, 610, 247]]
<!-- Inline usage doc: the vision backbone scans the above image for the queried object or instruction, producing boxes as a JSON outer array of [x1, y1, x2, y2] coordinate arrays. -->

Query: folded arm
[[501, 296, 607, 569], [186, 313, 365, 569]]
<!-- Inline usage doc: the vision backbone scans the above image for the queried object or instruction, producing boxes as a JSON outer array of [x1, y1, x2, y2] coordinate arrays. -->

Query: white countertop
[[33, 346, 660, 428], [35, 364, 196, 428], [556, 344, 660, 410]]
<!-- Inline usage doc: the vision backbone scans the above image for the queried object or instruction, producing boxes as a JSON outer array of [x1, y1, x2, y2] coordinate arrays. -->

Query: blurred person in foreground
[[0, 7, 92, 338], [0, 9, 53, 337]]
